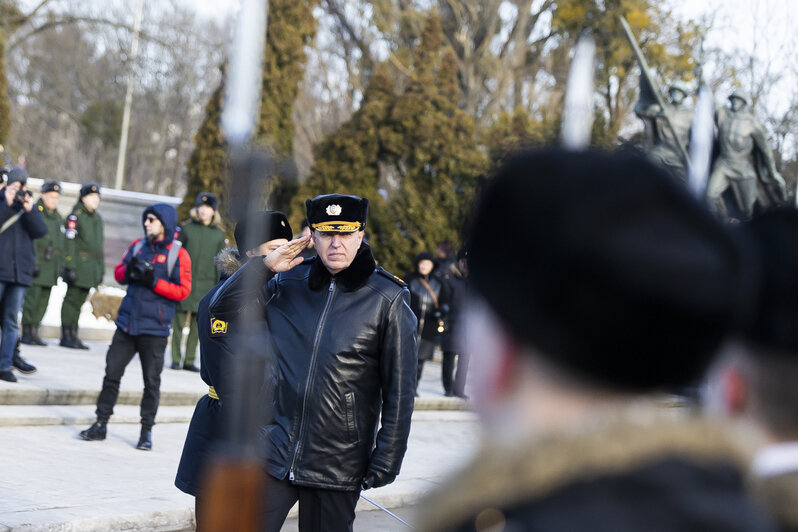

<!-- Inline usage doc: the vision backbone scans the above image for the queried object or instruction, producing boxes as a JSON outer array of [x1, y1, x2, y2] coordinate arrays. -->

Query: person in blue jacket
[[175, 210, 292, 524], [78, 203, 191, 450]]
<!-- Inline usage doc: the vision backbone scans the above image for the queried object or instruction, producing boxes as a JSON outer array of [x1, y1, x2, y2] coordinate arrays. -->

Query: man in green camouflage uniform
[[61, 182, 104, 349], [20, 181, 65, 346], [170, 192, 226, 371]]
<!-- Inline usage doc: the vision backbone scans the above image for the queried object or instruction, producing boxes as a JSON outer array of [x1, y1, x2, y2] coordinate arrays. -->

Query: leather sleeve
[[369, 287, 418, 476], [208, 258, 275, 321]]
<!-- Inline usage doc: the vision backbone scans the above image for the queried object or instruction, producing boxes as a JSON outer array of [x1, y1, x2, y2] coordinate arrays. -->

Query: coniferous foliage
[[295, 11, 487, 275]]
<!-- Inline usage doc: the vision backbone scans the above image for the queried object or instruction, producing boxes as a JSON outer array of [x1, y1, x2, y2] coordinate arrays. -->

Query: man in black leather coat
[[209, 194, 417, 532]]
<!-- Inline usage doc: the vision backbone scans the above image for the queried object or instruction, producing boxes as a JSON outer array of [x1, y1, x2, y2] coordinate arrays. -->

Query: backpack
[[131, 239, 183, 277]]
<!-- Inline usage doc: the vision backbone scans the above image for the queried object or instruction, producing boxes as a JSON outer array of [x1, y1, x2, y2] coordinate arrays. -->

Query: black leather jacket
[[209, 244, 417, 490]]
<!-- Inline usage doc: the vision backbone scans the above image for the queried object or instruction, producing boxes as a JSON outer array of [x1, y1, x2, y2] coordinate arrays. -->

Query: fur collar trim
[[418, 406, 757, 532], [215, 247, 243, 279], [308, 243, 376, 292]]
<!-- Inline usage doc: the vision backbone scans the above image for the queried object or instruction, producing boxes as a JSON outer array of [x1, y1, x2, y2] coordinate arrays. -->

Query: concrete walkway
[[0, 338, 480, 531]]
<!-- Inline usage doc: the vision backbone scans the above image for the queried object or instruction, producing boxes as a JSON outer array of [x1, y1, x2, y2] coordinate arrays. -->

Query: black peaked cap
[[235, 211, 293, 253]]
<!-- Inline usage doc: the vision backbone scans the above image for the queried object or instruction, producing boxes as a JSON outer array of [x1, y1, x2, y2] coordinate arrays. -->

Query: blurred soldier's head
[[234, 210, 293, 258], [194, 192, 218, 225], [305, 194, 369, 275], [40, 180, 62, 211], [79, 182, 101, 212], [464, 148, 750, 434], [729, 89, 749, 112], [705, 209, 798, 444], [668, 81, 690, 105]]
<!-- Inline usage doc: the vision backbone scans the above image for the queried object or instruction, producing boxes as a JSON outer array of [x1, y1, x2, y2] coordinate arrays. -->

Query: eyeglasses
[[144, 215, 159, 223]]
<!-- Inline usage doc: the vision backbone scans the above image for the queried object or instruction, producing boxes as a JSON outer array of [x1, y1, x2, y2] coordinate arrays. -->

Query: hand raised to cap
[[263, 235, 310, 273]]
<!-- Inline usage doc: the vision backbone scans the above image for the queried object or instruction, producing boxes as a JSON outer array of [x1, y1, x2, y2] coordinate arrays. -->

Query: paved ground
[[0, 337, 480, 531]]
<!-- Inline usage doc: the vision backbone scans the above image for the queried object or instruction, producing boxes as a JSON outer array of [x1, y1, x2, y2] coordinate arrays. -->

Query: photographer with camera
[[0, 167, 47, 383], [21, 181, 65, 347], [79, 203, 191, 450]]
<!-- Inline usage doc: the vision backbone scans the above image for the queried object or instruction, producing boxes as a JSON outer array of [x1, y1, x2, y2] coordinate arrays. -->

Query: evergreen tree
[[297, 11, 487, 275], [178, 75, 227, 223]]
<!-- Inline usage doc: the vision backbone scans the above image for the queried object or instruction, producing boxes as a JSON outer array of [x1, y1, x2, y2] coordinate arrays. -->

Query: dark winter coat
[[177, 211, 226, 313], [439, 264, 467, 353], [176, 247, 253, 496], [406, 272, 442, 343], [63, 200, 104, 288], [113, 204, 192, 337], [750, 467, 798, 531], [0, 188, 48, 286], [31, 199, 65, 287], [419, 410, 776, 532], [209, 243, 418, 490]]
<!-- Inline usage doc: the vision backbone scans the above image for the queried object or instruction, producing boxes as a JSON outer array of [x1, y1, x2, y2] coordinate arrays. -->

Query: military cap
[[40, 180, 62, 194], [195, 191, 219, 211], [7, 167, 28, 186], [234, 211, 293, 253], [305, 193, 368, 233], [467, 148, 751, 392], [79, 182, 101, 198]]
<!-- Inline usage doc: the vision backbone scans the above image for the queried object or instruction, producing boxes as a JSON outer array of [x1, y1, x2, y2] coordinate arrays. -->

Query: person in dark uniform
[[209, 194, 417, 532], [78, 203, 191, 450], [405, 251, 442, 395], [439, 249, 468, 398], [21, 180, 64, 346], [60, 182, 103, 349], [705, 208, 798, 531], [175, 210, 292, 525], [171, 192, 226, 372], [419, 148, 774, 532]]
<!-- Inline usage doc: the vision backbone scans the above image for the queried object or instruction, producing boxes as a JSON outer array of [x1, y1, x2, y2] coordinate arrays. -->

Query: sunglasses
[[145, 215, 159, 223]]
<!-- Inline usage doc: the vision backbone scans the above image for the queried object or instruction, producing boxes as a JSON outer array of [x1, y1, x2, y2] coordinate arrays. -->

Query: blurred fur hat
[[195, 192, 218, 211], [467, 148, 752, 392], [306, 194, 368, 233], [80, 182, 101, 198], [40, 180, 62, 194], [234, 211, 293, 253]]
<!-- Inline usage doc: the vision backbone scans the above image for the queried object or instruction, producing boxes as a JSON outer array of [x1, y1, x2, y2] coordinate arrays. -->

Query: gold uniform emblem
[[211, 318, 228, 334], [326, 204, 342, 216]]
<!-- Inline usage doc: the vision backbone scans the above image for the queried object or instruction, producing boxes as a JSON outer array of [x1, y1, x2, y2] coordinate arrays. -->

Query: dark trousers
[[442, 350, 469, 395], [21, 284, 52, 325], [262, 474, 360, 532], [61, 285, 90, 325], [95, 328, 168, 429]]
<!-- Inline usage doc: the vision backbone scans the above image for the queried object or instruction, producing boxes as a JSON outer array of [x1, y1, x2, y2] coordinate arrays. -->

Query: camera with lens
[[126, 256, 155, 286], [14, 188, 31, 204]]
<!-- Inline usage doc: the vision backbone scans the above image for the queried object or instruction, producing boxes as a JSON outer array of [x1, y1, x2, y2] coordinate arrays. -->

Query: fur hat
[[234, 211, 293, 253], [742, 208, 798, 354], [195, 192, 218, 211], [40, 180, 62, 194], [305, 194, 368, 233], [80, 182, 101, 198], [7, 167, 28, 186], [467, 148, 751, 391]]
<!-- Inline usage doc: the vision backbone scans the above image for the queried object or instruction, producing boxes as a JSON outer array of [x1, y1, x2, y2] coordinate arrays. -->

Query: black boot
[[31, 325, 48, 346], [11, 340, 37, 374], [20, 324, 36, 345], [71, 325, 90, 350], [60, 324, 72, 348], [79, 421, 107, 441], [136, 427, 152, 451]]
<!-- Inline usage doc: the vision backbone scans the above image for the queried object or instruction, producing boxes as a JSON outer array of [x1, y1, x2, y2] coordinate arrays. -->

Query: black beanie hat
[[195, 192, 219, 211], [234, 211, 293, 253], [7, 167, 28, 186], [742, 208, 798, 354], [80, 182, 101, 198], [40, 180, 62, 194], [413, 252, 436, 271], [467, 148, 751, 392]]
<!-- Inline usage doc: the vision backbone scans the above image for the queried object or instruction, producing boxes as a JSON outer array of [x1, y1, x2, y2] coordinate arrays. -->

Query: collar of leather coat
[[308, 242, 376, 292]]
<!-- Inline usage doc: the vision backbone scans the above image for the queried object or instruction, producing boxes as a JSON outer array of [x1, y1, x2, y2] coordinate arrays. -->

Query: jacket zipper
[[289, 278, 336, 482]]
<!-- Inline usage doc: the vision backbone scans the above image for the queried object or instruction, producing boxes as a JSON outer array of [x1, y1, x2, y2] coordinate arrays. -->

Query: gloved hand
[[361, 469, 396, 490], [61, 268, 77, 285], [126, 256, 156, 287]]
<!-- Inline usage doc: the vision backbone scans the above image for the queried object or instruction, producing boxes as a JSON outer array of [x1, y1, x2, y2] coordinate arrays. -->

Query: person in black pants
[[439, 249, 469, 398], [79, 203, 191, 450]]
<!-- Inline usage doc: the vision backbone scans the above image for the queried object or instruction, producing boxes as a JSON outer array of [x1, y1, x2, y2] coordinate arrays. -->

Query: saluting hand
[[263, 235, 310, 273]]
